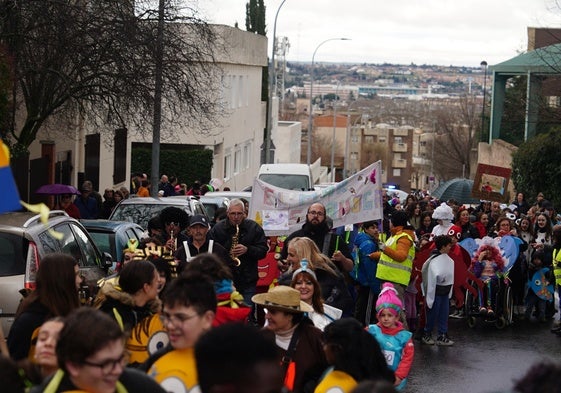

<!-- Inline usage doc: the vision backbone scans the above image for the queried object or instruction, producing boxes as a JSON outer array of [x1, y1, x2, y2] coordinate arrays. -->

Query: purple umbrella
[[35, 184, 80, 195]]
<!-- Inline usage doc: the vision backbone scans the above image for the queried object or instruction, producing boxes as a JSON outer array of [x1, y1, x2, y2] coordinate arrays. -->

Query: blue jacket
[[351, 232, 381, 292]]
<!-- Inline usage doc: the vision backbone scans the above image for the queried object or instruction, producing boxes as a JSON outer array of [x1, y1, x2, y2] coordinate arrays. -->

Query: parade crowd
[[2, 179, 560, 393]]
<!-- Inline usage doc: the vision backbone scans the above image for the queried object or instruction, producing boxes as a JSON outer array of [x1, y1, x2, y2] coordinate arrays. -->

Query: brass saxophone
[[230, 225, 241, 266]]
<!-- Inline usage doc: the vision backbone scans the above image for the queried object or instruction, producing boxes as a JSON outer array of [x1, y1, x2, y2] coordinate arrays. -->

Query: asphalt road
[[406, 317, 561, 393]]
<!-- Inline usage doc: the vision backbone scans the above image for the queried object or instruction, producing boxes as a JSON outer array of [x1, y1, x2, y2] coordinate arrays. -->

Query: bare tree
[[0, 0, 222, 157], [431, 94, 479, 179]]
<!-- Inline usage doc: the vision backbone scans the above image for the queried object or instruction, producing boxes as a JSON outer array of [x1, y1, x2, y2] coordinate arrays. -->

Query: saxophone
[[230, 225, 241, 266]]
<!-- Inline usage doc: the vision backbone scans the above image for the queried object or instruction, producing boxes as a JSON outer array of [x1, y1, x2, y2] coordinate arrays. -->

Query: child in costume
[[421, 235, 455, 346], [471, 240, 506, 317], [524, 250, 553, 322], [367, 282, 414, 391]]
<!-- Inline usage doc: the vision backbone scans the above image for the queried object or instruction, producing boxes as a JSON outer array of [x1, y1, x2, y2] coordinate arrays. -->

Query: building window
[[224, 154, 232, 180], [113, 128, 127, 184], [393, 168, 401, 176], [234, 149, 241, 174], [351, 136, 359, 143], [350, 152, 358, 160], [365, 135, 374, 143], [243, 144, 250, 169], [394, 136, 403, 144], [379, 137, 386, 143]]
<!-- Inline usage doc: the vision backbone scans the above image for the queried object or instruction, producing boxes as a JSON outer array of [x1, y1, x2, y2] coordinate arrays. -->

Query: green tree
[[511, 128, 561, 208], [245, 0, 266, 35]]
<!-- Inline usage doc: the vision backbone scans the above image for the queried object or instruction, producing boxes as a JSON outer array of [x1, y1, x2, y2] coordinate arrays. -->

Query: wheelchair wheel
[[467, 316, 477, 328], [495, 316, 507, 329], [502, 286, 513, 325]]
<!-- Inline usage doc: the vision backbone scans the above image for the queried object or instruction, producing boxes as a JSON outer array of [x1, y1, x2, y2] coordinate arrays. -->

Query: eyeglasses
[[307, 211, 324, 217], [82, 353, 127, 374], [160, 312, 199, 326], [166, 222, 179, 227]]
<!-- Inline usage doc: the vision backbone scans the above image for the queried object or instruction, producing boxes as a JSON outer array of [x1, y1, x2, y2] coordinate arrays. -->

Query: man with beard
[[280, 202, 353, 273]]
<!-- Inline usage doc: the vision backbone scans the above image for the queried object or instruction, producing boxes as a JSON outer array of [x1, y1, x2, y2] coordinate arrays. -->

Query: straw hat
[[252, 286, 313, 313]]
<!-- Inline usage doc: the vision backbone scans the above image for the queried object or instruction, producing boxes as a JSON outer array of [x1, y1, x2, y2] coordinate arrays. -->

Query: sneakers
[[450, 309, 465, 319], [421, 334, 435, 345], [436, 334, 454, 346]]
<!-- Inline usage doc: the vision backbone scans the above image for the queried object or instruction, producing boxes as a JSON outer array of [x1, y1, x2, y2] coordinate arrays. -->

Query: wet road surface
[[406, 317, 561, 393]]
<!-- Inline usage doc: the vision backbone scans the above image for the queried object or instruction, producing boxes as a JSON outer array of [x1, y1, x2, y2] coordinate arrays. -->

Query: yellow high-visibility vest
[[376, 232, 415, 286]]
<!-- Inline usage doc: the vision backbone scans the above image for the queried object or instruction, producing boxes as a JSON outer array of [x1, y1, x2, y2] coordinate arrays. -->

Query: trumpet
[[230, 225, 241, 266]]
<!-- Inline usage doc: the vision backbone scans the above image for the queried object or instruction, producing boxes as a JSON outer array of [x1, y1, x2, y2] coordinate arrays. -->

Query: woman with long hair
[[533, 212, 553, 249], [454, 207, 479, 240], [282, 237, 353, 316], [415, 211, 435, 240], [7, 254, 81, 361], [95, 259, 161, 366], [290, 262, 342, 331], [405, 202, 422, 230]]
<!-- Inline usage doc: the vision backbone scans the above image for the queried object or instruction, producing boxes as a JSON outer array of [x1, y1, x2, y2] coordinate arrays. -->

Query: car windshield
[[258, 174, 310, 191], [0, 233, 25, 276], [111, 204, 189, 229]]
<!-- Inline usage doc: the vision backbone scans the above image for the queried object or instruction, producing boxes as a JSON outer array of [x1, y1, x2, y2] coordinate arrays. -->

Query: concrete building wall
[[25, 24, 267, 194], [274, 121, 302, 163]]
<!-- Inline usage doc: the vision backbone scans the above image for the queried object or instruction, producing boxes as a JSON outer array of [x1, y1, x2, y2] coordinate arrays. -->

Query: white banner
[[248, 161, 384, 236]]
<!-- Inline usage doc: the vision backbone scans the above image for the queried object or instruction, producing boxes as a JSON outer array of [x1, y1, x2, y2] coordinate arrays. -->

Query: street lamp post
[[265, 0, 288, 164], [307, 37, 350, 166], [480, 60, 488, 143]]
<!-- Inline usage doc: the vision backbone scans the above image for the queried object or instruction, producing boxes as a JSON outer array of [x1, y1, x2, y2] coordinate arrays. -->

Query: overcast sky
[[199, 0, 560, 67]]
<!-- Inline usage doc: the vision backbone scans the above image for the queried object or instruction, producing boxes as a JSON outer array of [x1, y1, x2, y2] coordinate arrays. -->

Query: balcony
[[392, 142, 408, 152], [392, 158, 407, 168]]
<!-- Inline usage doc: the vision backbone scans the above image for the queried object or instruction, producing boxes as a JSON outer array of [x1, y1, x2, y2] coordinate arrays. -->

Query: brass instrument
[[230, 225, 241, 266], [168, 230, 179, 278], [169, 230, 177, 255]]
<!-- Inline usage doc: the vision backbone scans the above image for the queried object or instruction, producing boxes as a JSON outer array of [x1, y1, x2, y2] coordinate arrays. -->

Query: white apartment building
[[24, 24, 267, 197]]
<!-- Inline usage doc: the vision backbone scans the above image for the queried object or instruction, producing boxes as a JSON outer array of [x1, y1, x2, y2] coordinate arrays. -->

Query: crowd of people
[[3, 185, 561, 393], [54, 175, 221, 220]]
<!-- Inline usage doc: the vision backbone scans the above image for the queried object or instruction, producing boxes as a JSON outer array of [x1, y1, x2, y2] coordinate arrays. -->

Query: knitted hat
[[375, 282, 403, 317]]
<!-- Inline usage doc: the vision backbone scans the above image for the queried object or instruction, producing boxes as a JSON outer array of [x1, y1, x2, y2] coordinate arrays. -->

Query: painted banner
[[0, 140, 21, 213], [248, 161, 383, 236]]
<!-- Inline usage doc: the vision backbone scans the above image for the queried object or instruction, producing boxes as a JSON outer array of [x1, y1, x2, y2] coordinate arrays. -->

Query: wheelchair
[[464, 274, 513, 329]]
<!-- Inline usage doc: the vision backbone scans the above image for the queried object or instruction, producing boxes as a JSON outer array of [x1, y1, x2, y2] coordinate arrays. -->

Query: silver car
[[0, 210, 112, 335]]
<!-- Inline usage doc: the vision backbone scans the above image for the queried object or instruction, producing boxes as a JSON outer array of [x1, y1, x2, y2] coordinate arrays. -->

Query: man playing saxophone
[[209, 199, 268, 312]]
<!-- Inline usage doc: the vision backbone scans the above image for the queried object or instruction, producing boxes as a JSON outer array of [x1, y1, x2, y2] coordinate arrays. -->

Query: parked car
[[193, 195, 230, 221], [81, 220, 145, 268], [383, 188, 409, 205], [108, 196, 207, 229], [0, 210, 112, 335], [202, 191, 252, 208]]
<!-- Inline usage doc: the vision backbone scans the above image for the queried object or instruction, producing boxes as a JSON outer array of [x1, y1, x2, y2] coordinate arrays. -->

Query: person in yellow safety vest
[[549, 225, 561, 334], [369, 210, 415, 327]]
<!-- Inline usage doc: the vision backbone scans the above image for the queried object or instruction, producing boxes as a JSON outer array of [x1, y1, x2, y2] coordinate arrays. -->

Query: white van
[[257, 163, 314, 191]]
